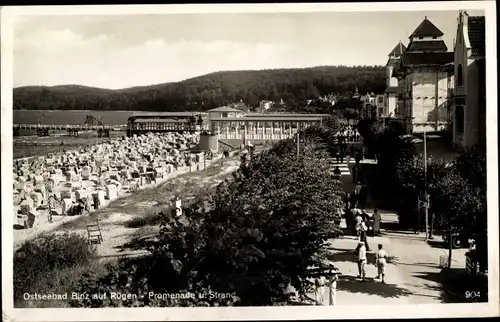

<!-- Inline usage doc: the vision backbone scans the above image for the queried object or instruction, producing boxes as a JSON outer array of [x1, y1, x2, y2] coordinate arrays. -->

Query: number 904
[[465, 291, 480, 299]]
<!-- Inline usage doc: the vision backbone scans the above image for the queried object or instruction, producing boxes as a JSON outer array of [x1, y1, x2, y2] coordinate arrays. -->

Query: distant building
[[228, 100, 249, 112], [452, 11, 486, 148], [393, 16, 454, 134], [207, 106, 244, 119], [375, 94, 385, 117], [384, 41, 406, 118], [352, 86, 361, 100], [359, 93, 375, 119], [259, 100, 274, 111]]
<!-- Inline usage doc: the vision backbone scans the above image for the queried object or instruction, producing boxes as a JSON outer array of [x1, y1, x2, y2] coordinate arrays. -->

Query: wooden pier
[[13, 124, 126, 137]]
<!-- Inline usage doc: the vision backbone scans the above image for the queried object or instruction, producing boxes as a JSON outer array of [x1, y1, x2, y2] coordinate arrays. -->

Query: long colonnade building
[[127, 109, 330, 143], [210, 114, 330, 141]]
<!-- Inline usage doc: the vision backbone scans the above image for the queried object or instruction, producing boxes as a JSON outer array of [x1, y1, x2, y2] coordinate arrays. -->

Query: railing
[[217, 130, 298, 141], [13, 124, 126, 130], [465, 252, 479, 275]]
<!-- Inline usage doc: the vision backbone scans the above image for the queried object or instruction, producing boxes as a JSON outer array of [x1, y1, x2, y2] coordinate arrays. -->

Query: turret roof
[[410, 17, 444, 38], [388, 41, 407, 56]]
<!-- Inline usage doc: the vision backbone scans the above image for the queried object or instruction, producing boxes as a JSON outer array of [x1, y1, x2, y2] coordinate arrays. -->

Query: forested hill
[[13, 66, 386, 112]]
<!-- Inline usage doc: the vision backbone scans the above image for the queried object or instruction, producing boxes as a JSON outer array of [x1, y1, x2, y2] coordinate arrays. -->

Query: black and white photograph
[[1, 2, 498, 321]]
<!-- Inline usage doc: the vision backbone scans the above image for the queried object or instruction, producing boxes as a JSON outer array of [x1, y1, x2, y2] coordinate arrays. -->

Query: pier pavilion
[[210, 113, 330, 142]]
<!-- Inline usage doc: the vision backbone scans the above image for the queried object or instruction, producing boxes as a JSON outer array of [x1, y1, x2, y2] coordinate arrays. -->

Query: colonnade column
[[244, 121, 248, 145]]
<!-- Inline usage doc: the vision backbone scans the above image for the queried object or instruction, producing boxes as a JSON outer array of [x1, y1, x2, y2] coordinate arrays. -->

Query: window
[[432, 36, 438, 39], [419, 37, 424, 39], [378, 96, 384, 103], [457, 64, 463, 86], [455, 105, 465, 134], [455, 97, 466, 106]]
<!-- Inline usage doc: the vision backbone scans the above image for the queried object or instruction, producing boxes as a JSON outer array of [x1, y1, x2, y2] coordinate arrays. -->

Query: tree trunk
[[429, 213, 434, 239], [447, 229, 453, 269]]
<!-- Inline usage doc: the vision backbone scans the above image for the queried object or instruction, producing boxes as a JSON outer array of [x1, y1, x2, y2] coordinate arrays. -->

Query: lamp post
[[296, 129, 300, 158], [424, 126, 429, 241], [422, 97, 430, 241]]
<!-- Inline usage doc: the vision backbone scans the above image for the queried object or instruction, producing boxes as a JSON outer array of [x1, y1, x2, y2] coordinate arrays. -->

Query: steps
[[329, 160, 355, 177]]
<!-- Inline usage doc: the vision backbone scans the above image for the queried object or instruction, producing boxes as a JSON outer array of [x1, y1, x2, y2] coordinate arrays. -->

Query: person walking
[[338, 133, 344, 146], [345, 153, 351, 165], [347, 205, 358, 231], [376, 244, 388, 283], [344, 192, 351, 217], [333, 166, 341, 180], [356, 242, 367, 281], [359, 220, 371, 251], [372, 208, 381, 236], [413, 210, 421, 234], [355, 210, 363, 239], [355, 153, 362, 168], [354, 182, 362, 196], [352, 164, 358, 183]]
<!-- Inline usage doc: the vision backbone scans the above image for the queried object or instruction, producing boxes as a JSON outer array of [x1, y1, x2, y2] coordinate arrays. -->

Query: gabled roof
[[388, 41, 407, 57], [206, 106, 243, 113], [468, 16, 485, 56], [406, 40, 448, 52], [410, 17, 444, 38]]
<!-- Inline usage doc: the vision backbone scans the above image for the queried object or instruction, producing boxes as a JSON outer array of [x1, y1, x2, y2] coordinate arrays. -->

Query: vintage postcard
[[1, 1, 498, 321]]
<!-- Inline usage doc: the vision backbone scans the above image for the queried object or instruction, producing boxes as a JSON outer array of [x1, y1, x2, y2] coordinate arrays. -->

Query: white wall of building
[[386, 95, 397, 116]]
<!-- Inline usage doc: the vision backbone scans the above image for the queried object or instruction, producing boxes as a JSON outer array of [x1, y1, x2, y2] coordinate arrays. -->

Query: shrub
[[14, 232, 97, 306]]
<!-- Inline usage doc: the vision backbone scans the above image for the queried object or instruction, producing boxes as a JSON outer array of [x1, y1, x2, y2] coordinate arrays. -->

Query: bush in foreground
[[14, 233, 98, 307]]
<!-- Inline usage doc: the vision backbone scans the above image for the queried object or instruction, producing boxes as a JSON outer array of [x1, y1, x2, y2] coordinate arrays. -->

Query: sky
[[12, 9, 485, 90]]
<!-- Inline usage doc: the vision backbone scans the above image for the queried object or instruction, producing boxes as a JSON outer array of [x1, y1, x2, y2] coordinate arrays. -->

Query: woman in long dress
[[376, 244, 388, 283]]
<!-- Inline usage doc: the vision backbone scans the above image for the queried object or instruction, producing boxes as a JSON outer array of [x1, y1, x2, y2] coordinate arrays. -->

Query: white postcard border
[[2, 2, 498, 321]]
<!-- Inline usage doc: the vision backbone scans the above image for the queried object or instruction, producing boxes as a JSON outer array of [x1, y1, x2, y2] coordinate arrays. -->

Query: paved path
[[316, 157, 468, 305]]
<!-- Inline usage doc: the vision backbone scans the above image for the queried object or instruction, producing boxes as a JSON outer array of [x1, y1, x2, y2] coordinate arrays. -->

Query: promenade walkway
[[309, 157, 468, 305]]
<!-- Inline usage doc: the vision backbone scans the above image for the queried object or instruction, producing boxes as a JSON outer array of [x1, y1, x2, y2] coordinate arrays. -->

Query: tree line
[[14, 66, 386, 112]]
